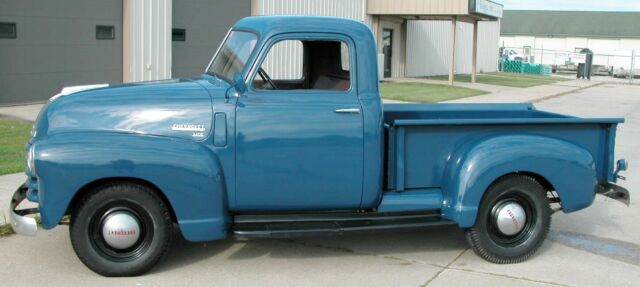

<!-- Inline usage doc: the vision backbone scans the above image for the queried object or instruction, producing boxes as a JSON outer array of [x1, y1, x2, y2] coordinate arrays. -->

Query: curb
[[530, 82, 603, 103]]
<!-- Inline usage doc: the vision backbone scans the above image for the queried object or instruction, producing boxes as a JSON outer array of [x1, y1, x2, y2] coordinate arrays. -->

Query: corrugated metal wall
[[256, 0, 368, 21], [172, 0, 251, 78], [406, 20, 500, 77], [123, 0, 172, 82], [0, 0, 122, 104], [253, 0, 369, 79]]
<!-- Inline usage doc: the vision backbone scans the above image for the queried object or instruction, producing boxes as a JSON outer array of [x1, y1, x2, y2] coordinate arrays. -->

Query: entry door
[[234, 36, 364, 211], [382, 29, 393, 78]]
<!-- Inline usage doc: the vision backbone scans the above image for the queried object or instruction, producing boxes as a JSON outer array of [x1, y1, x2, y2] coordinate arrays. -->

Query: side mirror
[[233, 72, 247, 94]]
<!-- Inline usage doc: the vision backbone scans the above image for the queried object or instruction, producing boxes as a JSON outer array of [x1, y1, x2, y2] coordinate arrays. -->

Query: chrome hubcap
[[494, 201, 527, 236], [101, 211, 141, 250]]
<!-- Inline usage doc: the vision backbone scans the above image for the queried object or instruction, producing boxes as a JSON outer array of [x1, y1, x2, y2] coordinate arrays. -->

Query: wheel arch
[[478, 171, 558, 211], [34, 132, 231, 241], [441, 134, 597, 228], [493, 171, 556, 194], [67, 177, 178, 223]]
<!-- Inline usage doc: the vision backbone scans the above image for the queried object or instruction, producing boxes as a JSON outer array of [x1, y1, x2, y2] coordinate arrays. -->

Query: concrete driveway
[[1, 84, 639, 286]]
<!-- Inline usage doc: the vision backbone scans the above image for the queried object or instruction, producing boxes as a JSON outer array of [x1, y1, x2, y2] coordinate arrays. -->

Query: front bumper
[[9, 184, 39, 236], [598, 182, 630, 206]]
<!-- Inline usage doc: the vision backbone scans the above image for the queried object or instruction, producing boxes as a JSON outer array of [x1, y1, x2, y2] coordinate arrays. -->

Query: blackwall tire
[[70, 183, 173, 276], [465, 174, 551, 264]]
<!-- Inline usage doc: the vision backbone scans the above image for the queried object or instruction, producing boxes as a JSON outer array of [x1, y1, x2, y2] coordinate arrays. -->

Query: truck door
[[235, 35, 364, 211]]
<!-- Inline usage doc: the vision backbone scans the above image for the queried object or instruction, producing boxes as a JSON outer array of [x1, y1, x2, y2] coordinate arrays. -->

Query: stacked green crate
[[500, 59, 551, 76]]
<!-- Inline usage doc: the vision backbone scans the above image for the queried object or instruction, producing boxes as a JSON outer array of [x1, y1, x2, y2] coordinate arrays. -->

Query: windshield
[[207, 30, 258, 82]]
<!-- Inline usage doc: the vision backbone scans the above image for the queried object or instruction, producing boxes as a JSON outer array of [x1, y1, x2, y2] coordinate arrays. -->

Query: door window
[[253, 39, 351, 91]]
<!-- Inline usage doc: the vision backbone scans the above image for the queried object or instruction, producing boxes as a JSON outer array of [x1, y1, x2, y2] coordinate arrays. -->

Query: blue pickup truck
[[11, 16, 630, 276]]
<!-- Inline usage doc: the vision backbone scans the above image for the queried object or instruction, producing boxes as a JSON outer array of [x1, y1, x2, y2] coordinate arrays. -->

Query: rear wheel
[[70, 183, 172, 276], [465, 175, 551, 264]]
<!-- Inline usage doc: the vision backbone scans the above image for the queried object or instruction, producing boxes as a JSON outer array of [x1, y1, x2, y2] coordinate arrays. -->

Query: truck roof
[[233, 16, 372, 38]]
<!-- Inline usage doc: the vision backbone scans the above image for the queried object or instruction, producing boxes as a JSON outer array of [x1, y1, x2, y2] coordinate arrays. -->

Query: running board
[[233, 211, 454, 238]]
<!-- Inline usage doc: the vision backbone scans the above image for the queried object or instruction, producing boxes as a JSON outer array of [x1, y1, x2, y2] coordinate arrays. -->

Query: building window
[[172, 28, 186, 42], [0, 22, 17, 39], [96, 25, 115, 40]]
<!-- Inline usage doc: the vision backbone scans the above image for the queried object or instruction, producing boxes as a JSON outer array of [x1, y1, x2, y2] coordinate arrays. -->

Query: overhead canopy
[[367, 0, 503, 85], [367, 0, 503, 21]]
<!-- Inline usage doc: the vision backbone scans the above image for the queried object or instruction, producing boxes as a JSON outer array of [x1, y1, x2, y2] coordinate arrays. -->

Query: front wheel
[[70, 183, 173, 276], [465, 175, 551, 264]]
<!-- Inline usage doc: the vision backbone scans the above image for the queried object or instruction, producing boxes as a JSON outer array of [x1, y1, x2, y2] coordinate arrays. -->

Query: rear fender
[[441, 134, 596, 228], [34, 132, 229, 241]]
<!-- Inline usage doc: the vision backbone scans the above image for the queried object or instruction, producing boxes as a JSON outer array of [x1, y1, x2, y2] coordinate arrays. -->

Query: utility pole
[[630, 50, 636, 84], [449, 16, 457, 86], [471, 20, 478, 83]]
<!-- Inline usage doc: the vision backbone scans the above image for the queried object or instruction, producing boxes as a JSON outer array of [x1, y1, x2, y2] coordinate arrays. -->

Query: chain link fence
[[500, 47, 639, 83]]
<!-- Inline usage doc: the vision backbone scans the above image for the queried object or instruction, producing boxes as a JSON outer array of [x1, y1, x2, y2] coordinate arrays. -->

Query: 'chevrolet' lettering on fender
[[171, 124, 205, 132]]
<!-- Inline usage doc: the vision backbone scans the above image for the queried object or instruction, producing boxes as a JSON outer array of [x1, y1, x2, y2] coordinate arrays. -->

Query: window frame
[[95, 25, 115, 40], [172, 28, 186, 42], [246, 32, 357, 95], [0, 22, 17, 39]]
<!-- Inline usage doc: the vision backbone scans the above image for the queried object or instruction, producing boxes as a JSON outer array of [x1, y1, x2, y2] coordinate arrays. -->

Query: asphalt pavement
[[1, 83, 639, 286]]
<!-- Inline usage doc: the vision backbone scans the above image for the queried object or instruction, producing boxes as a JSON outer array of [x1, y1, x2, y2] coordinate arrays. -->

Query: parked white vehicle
[[502, 48, 528, 62]]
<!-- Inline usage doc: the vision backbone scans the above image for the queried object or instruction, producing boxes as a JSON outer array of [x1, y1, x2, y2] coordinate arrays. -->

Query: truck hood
[[34, 77, 228, 141]]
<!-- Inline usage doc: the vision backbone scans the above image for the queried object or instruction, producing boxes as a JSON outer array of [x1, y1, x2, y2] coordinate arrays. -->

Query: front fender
[[442, 134, 596, 228], [34, 132, 229, 241]]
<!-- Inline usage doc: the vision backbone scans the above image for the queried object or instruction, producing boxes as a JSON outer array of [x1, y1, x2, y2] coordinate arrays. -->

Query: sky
[[495, 0, 640, 11]]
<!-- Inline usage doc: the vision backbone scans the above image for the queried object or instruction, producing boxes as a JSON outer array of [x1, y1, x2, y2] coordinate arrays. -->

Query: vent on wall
[[0, 22, 17, 39], [172, 28, 186, 42], [96, 25, 115, 40]]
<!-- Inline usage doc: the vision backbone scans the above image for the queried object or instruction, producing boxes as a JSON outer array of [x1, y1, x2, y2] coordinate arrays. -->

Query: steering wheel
[[258, 68, 278, 90]]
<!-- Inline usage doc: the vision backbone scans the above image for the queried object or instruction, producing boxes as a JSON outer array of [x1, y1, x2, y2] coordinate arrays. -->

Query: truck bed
[[383, 103, 624, 192]]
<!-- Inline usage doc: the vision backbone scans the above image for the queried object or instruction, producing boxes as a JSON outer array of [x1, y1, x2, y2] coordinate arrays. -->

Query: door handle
[[335, 108, 361, 114]]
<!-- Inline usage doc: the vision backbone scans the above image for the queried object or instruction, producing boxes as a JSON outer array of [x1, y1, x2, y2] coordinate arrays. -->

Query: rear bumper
[[598, 182, 630, 206], [9, 184, 39, 236]]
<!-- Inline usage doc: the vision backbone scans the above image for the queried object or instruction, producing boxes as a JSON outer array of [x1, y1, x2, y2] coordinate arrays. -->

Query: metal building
[[500, 11, 640, 69], [0, 0, 250, 105], [1, 0, 501, 105]]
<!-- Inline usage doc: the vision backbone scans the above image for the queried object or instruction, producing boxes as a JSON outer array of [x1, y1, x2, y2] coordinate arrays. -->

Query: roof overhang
[[367, 0, 503, 21]]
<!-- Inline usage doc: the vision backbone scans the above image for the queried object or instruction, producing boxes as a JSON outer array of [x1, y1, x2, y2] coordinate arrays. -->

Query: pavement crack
[[420, 248, 469, 287], [420, 248, 573, 287], [445, 266, 574, 287]]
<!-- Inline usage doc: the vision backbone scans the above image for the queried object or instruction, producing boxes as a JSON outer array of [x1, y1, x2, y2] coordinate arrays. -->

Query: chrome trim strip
[[335, 108, 361, 114]]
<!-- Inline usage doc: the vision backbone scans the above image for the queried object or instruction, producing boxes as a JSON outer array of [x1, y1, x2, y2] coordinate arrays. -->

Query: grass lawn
[[429, 72, 570, 88], [0, 221, 16, 237], [0, 120, 32, 175], [381, 82, 488, 102]]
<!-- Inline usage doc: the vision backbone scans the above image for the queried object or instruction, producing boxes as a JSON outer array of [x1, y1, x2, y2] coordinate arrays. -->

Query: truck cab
[[10, 16, 629, 277]]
